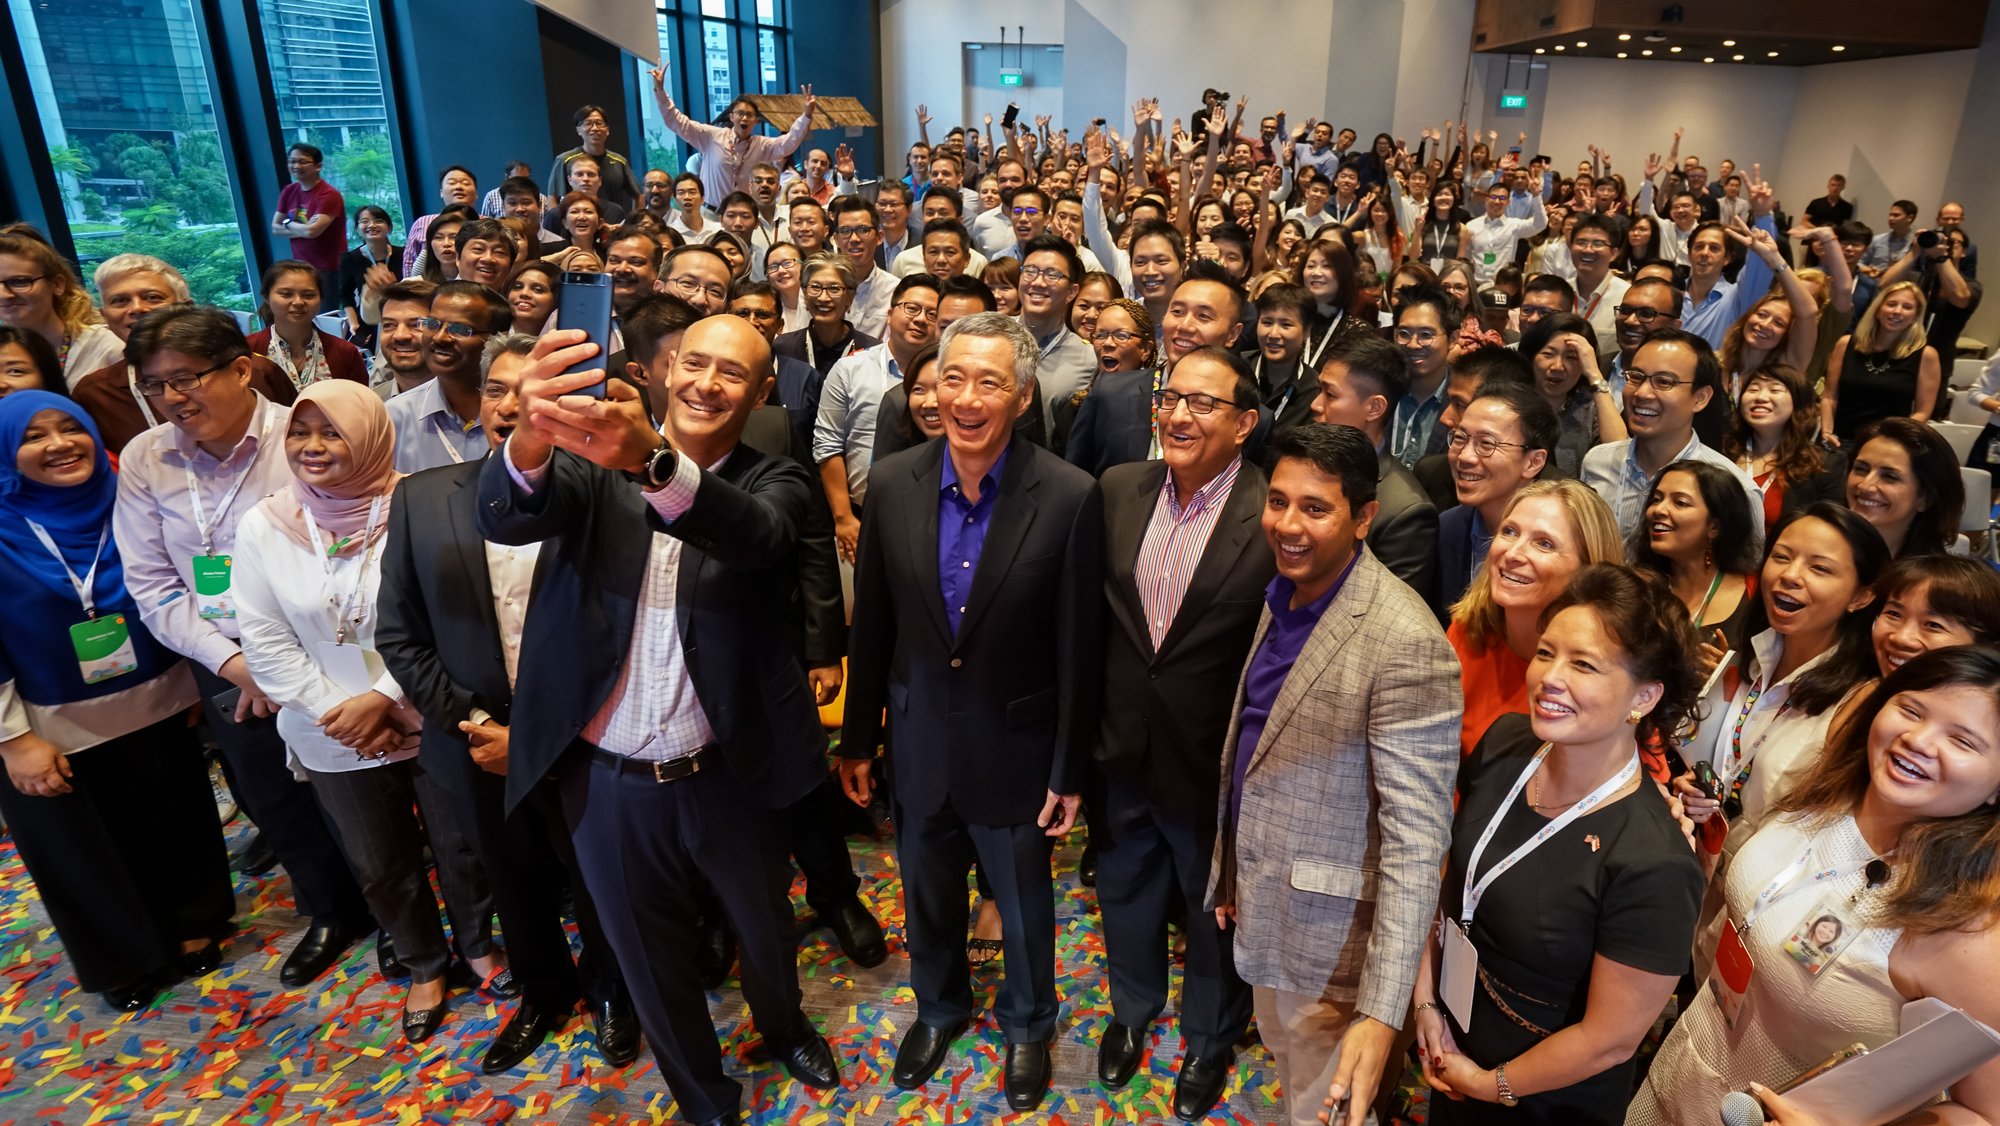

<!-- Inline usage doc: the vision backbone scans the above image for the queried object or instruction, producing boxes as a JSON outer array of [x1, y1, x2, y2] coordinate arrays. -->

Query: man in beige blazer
[[1206, 423, 1462, 1126]]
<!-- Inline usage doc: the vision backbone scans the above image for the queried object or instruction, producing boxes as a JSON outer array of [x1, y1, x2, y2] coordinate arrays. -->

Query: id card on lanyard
[[27, 522, 138, 685], [184, 414, 270, 621], [1439, 744, 1639, 1031], [1710, 844, 1873, 1027]]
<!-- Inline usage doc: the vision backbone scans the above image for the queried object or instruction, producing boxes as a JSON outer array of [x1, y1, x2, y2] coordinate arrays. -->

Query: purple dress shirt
[[938, 443, 1012, 637]]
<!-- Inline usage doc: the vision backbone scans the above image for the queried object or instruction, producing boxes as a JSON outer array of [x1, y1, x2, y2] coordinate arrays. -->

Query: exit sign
[[1498, 92, 1529, 109], [1000, 69, 1023, 86]]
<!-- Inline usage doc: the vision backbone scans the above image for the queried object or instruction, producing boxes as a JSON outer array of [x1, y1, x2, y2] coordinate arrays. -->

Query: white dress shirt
[[62, 324, 125, 389], [1082, 181, 1132, 293], [1580, 432, 1765, 543], [890, 244, 989, 279], [231, 503, 420, 773], [1465, 209, 1548, 286], [971, 208, 1015, 257], [668, 208, 720, 244], [812, 342, 904, 506], [505, 439, 715, 761], [848, 265, 898, 339], [113, 393, 296, 674], [483, 541, 541, 689]]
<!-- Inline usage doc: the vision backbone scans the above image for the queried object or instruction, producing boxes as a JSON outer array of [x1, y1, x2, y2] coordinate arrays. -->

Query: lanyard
[[26, 521, 109, 619], [804, 328, 854, 372], [1460, 743, 1640, 925], [127, 366, 161, 429], [184, 413, 273, 556], [1692, 571, 1725, 624], [433, 414, 468, 465], [1304, 311, 1343, 372], [1741, 842, 1875, 933], [302, 496, 387, 645]]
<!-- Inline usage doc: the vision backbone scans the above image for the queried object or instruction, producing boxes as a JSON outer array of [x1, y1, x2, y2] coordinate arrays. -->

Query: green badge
[[193, 554, 236, 620], [70, 615, 138, 685], [1482, 251, 1498, 265]]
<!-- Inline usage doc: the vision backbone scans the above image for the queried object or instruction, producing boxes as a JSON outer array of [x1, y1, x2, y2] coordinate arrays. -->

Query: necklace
[[1528, 767, 1636, 811]]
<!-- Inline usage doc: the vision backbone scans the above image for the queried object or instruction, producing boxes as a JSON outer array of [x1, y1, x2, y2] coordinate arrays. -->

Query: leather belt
[[587, 743, 717, 783]]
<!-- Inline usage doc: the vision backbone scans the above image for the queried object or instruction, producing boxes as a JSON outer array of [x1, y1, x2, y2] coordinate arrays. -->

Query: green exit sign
[[1499, 92, 1529, 110], [1000, 69, 1023, 86]]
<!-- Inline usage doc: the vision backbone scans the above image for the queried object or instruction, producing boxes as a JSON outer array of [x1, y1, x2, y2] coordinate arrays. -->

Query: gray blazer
[[1205, 547, 1461, 1025]]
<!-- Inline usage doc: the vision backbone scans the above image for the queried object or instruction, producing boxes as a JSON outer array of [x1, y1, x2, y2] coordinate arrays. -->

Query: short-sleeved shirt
[[278, 180, 347, 272]]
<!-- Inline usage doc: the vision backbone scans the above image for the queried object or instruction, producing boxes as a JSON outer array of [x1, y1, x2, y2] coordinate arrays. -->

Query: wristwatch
[[629, 441, 677, 489], [1495, 1062, 1520, 1107]]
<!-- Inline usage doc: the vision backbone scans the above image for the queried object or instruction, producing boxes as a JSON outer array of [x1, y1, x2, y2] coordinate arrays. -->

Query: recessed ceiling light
[[1703, 56, 1715, 63], [1576, 40, 1588, 47], [1617, 52, 1628, 57], [1767, 50, 1779, 57], [1535, 47, 1545, 54], [1670, 45, 1682, 52], [1644, 32, 1667, 42], [1832, 45, 1846, 51], [1732, 53, 1744, 60], [1723, 39, 1736, 46], [1618, 33, 1631, 41], [1641, 49, 1653, 56], [1554, 44, 1565, 50]]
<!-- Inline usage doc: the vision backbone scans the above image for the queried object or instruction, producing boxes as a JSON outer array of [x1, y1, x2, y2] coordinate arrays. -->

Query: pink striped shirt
[[1135, 458, 1244, 650]]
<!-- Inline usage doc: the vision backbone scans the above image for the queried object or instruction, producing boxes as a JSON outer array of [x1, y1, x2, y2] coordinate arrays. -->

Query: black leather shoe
[[102, 975, 165, 1013], [772, 1028, 840, 1089], [180, 940, 223, 978], [690, 1114, 740, 1126], [1004, 1040, 1052, 1112], [695, 920, 736, 990], [228, 830, 277, 876], [1079, 843, 1099, 888], [1097, 1021, 1145, 1087], [1172, 1049, 1235, 1122], [280, 921, 361, 988], [822, 900, 887, 968], [481, 1000, 565, 1074], [376, 931, 408, 981], [592, 998, 640, 1067], [892, 1019, 965, 1089], [403, 996, 449, 1044]]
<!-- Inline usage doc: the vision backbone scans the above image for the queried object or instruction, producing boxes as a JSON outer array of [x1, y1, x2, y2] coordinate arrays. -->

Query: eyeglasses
[[805, 281, 849, 297], [136, 362, 228, 397], [1393, 327, 1441, 345], [766, 259, 800, 273], [892, 300, 939, 323], [1092, 328, 1139, 344], [1447, 429, 1528, 458], [1622, 369, 1697, 393], [0, 274, 48, 295], [1154, 389, 1240, 415], [1010, 206, 1043, 217], [834, 225, 877, 239], [417, 316, 482, 338], [1019, 265, 1071, 283], [1614, 304, 1672, 322], [1571, 238, 1614, 252], [668, 275, 730, 302]]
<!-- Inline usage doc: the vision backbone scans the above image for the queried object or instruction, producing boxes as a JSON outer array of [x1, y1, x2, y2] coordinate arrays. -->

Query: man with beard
[[387, 280, 511, 472], [371, 279, 440, 399]]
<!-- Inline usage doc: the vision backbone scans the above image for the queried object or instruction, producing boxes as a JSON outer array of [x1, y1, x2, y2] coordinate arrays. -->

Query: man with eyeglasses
[[1435, 381, 1557, 609], [114, 305, 378, 991], [1408, 344, 1534, 513], [813, 274, 941, 561], [1516, 274, 1575, 340], [1465, 182, 1546, 288], [271, 144, 345, 311], [991, 186, 1106, 273], [1566, 214, 1630, 361], [1387, 283, 1457, 470], [830, 197, 898, 338], [1580, 328, 1763, 541], [387, 281, 513, 472], [1607, 276, 1683, 405], [641, 169, 674, 216], [1310, 332, 1441, 612], [1093, 344, 1270, 1118], [547, 104, 642, 217], [972, 159, 1030, 257], [1015, 234, 1098, 428], [650, 61, 814, 202]]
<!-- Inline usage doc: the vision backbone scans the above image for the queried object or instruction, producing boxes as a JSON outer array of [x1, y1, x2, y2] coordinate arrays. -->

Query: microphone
[[1865, 858, 1891, 888], [1720, 1089, 1767, 1125]]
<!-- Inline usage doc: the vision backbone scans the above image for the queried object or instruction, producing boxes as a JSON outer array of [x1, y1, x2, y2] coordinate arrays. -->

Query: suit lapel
[[953, 443, 1039, 648], [1156, 465, 1262, 660], [448, 466, 501, 637], [1244, 553, 1376, 779], [1111, 463, 1165, 642], [908, 443, 954, 646]]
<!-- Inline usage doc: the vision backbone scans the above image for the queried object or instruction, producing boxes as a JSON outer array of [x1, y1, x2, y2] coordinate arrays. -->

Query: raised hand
[[1134, 99, 1149, 128], [984, 112, 994, 128], [916, 103, 932, 126], [649, 66, 668, 96], [1644, 151, 1664, 179], [1035, 113, 1052, 132], [1747, 163, 1774, 215], [1085, 128, 1111, 172], [799, 83, 816, 119], [833, 142, 856, 179]]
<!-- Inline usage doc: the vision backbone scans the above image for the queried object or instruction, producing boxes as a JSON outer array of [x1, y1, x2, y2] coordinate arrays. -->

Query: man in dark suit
[[477, 307, 840, 1126], [727, 279, 825, 453], [836, 313, 1104, 1113], [1093, 345, 1273, 1120], [376, 333, 638, 1075], [1309, 333, 1442, 611]]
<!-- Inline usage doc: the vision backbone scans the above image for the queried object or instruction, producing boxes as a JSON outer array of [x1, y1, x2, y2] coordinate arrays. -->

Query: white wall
[[1780, 52, 1976, 233]]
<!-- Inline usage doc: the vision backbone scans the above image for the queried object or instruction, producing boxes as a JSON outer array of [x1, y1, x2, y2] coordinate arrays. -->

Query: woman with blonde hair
[[0, 234, 121, 385], [1448, 478, 1625, 756], [1822, 280, 1941, 446]]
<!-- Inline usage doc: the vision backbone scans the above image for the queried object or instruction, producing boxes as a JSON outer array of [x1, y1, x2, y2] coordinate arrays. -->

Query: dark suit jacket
[[377, 457, 541, 797], [741, 404, 845, 666], [1777, 448, 1849, 525], [874, 382, 1047, 465], [73, 355, 299, 454], [1436, 503, 1480, 615], [774, 326, 880, 376], [1097, 459, 1274, 829], [1413, 452, 1456, 512], [1065, 369, 1152, 478], [476, 442, 825, 814], [1372, 457, 1441, 614], [839, 438, 1104, 826], [772, 353, 826, 456]]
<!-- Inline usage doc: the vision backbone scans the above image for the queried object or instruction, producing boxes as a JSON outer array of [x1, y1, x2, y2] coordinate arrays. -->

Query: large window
[[13, 0, 253, 307], [634, 0, 792, 178], [257, 0, 405, 232]]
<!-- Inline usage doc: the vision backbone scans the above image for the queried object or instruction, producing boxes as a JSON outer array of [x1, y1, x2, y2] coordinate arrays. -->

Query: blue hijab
[[0, 390, 123, 608]]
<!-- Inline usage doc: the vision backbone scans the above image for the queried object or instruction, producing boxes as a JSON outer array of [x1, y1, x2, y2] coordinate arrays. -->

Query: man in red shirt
[[270, 144, 346, 310]]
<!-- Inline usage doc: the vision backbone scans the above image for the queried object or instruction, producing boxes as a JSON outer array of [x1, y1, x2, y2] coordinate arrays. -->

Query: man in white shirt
[[814, 274, 941, 560], [830, 197, 898, 338], [1581, 329, 1762, 541], [650, 62, 814, 202], [387, 281, 508, 472], [990, 186, 1105, 273], [666, 173, 718, 244], [1567, 214, 1630, 360], [875, 182, 916, 267], [892, 193, 989, 278], [1465, 182, 1547, 287], [1284, 175, 1335, 238], [1016, 234, 1098, 426], [971, 159, 1029, 257]]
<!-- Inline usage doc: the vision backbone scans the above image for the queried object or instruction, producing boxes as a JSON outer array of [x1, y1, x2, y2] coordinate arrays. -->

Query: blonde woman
[[0, 234, 122, 384], [1822, 280, 1941, 447]]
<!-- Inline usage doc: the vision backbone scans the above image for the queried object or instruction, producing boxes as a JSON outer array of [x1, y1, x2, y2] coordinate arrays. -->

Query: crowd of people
[[1, 59, 1998, 1126]]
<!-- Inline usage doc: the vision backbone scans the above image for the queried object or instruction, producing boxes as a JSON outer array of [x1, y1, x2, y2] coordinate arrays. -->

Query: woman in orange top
[[1446, 479, 1624, 755]]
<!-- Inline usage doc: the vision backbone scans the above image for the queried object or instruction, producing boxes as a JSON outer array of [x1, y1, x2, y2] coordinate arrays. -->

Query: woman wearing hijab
[[0, 391, 233, 1012], [231, 380, 465, 1042]]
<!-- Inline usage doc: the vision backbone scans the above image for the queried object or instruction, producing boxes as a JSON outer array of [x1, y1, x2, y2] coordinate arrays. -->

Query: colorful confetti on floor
[[0, 798, 1452, 1126]]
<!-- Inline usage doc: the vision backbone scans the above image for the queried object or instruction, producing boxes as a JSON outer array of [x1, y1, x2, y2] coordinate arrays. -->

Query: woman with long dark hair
[[1846, 417, 1965, 558], [1721, 364, 1846, 529], [1629, 460, 1763, 681]]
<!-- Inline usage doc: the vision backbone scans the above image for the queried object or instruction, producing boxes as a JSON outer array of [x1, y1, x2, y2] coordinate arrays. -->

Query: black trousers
[[438, 767, 626, 1010], [1096, 771, 1251, 1056], [559, 748, 809, 1124], [898, 798, 1059, 1042], [304, 759, 457, 984], [0, 713, 234, 993], [191, 664, 370, 927], [789, 774, 861, 915]]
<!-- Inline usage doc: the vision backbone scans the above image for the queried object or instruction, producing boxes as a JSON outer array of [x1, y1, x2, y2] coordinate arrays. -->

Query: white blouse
[[231, 502, 419, 773]]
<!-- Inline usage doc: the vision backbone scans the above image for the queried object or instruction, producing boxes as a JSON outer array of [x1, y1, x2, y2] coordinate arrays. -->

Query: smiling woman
[[247, 260, 367, 392]]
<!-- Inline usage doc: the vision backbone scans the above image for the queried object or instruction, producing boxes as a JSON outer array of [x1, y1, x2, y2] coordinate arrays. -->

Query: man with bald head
[[480, 307, 842, 1125]]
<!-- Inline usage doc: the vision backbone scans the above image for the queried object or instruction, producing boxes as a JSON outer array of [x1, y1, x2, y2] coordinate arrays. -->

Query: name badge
[[71, 615, 139, 685], [1482, 252, 1498, 265], [193, 554, 236, 620], [1709, 915, 1755, 1028], [1439, 918, 1479, 1031], [315, 642, 383, 698], [1781, 894, 1865, 977]]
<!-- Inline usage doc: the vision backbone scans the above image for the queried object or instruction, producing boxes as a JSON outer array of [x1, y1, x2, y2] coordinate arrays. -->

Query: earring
[[1704, 544, 1714, 569], [1627, 709, 1645, 726]]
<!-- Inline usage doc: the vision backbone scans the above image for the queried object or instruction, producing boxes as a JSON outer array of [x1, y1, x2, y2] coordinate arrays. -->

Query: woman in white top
[[0, 234, 123, 386], [1629, 645, 2000, 1125], [233, 380, 482, 1044], [1826, 555, 2000, 741], [764, 241, 809, 333]]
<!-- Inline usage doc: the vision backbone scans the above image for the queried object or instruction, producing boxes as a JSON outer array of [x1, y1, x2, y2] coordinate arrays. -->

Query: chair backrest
[[1931, 419, 1984, 464], [313, 312, 347, 338], [1948, 386, 1995, 426], [1954, 356, 1989, 388], [1959, 467, 1992, 533]]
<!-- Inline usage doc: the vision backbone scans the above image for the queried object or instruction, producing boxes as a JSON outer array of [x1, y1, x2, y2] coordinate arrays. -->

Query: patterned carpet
[[0, 804, 1424, 1125]]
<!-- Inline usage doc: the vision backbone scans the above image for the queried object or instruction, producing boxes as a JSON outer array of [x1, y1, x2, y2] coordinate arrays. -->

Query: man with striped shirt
[[1091, 346, 1275, 1121]]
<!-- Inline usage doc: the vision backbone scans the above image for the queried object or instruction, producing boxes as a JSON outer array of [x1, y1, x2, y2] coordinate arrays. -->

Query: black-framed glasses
[[1019, 265, 1070, 283], [1093, 328, 1139, 344], [1447, 429, 1528, 458], [834, 225, 877, 239], [1613, 304, 1671, 323], [1011, 206, 1043, 217], [416, 316, 482, 338], [805, 282, 849, 297], [0, 274, 48, 296], [1622, 370, 1697, 393], [892, 300, 938, 323], [667, 275, 730, 303], [1154, 389, 1240, 415], [136, 362, 228, 397]]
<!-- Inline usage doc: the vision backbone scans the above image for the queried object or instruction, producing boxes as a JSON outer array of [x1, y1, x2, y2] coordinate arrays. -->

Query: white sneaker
[[210, 760, 238, 825]]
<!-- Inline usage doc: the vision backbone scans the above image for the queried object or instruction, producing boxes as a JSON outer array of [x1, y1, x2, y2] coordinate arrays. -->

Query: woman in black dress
[[1627, 460, 1762, 684], [1821, 280, 1942, 447], [1412, 564, 1704, 1123]]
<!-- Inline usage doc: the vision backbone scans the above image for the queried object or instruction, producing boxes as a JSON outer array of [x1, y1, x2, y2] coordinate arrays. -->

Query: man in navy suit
[[837, 313, 1104, 1113], [477, 307, 838, 1126]]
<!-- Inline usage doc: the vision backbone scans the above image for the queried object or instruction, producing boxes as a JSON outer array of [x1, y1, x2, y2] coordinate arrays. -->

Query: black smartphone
[[209, 686, 243, 725], [555, 271, 614, 397], [1693, 761, 1723, 802], [1001, 102, 1020, 129]]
